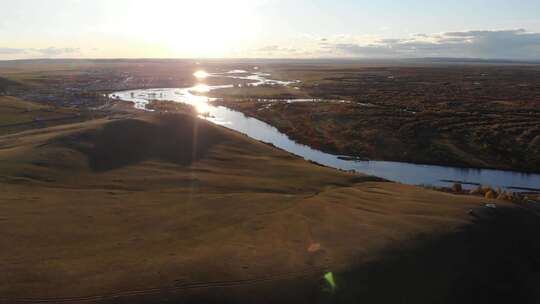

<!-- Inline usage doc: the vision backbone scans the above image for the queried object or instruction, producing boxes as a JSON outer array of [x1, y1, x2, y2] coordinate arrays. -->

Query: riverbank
[[214, 96, 540, 174], [2, 59, 539, 173], [208, 63, 540, 174], [113, 88, 540, 191]]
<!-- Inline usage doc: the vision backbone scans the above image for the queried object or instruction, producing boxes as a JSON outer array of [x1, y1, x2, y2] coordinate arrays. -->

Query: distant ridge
[[1, 57, 540, 65], [408, 57, 540, 64]]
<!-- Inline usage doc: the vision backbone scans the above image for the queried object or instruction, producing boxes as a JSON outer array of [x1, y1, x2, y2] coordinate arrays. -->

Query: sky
[[1, 0, 540, 60]]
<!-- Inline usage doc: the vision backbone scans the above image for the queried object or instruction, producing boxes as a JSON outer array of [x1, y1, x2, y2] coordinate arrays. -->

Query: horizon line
[[2, 57, 540, 64]]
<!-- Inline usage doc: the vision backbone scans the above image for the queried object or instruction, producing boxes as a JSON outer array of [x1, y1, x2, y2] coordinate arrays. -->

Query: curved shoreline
[[110, 71, 540, 191]]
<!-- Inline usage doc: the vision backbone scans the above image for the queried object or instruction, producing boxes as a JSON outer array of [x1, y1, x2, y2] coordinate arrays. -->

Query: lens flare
[[324, 272, 337, 291]]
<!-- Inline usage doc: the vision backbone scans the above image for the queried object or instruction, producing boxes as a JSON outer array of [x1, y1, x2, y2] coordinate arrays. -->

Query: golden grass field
[[0, 96, 90, 136], [1, 70, 539, 303]]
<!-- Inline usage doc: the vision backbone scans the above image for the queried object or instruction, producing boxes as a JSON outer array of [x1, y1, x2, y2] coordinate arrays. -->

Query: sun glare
[[194, 70, 209, 79], [194, 101, 211, 114], [192, 84, 210, 93], [132, 0, 260, 57]]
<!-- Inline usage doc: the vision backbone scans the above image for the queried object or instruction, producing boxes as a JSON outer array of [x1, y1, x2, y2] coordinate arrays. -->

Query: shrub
[[471, 185, 493, 196], [452, 183, 463, 193], [485, 190, 497, 199], [481, 186, 494, 195], [470, 186, 483, 195], [497, 191, 513, 202], [511, 193, 524, 204]]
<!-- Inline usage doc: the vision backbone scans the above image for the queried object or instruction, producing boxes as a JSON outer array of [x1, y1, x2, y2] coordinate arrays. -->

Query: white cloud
[[2, 29, 540, 60], [255, 45, 298, 54], [0, 48, 27, 55], [319, 29, 540, 60], [35, 47, 80, 56], [0, 47, 80, 58]]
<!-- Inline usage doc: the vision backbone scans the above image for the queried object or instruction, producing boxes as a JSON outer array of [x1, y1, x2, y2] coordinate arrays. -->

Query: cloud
[[320, 29, 540, 60], [0, 48, 27, 55], [35, 47, 80, 56], [256, 45, 298, 54], [0, 47, 80, 58], [257, 45, 280, 52]]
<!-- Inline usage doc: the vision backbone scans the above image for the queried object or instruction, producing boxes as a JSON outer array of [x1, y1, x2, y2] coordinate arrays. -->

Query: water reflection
[[192, 84, 211, 93], [111, 70, 540, 191], [193, 70, 209, 79]]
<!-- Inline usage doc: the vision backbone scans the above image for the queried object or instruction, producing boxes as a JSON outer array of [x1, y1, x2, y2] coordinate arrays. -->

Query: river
[[110, 70, 540, 192]]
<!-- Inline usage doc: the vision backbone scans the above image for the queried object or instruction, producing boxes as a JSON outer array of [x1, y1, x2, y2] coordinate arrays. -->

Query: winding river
[[111, 70, 540, 192]]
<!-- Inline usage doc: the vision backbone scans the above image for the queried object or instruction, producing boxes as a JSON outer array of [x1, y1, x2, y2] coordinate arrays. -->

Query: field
[[1, 59, 540, 303], [0, 96, 96, 135], [1, 111, 538, 303], [5, 59, 536, 172], [213, 62, 540, 172]]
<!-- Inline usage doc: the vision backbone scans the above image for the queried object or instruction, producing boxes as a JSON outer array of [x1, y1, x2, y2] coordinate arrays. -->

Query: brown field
[[0, 96, 98, 135], [4, 59, 538, 171], [1, 108, 539, 303], [1, 60, 540, 303], [213, 62, 540, 172]]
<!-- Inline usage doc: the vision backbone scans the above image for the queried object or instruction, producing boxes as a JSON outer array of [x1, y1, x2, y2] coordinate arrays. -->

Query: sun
[[144, 1, 259, 57], [111, 0, 261, 58]]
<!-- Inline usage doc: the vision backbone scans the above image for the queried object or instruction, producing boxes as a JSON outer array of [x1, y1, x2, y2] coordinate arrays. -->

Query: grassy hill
[[0, 112, 538, 304], [0, 96, 91, 135]]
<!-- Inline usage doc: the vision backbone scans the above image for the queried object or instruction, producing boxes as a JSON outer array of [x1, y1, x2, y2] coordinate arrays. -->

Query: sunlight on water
[[110, 70, 540, 191], [193, 70, 209, 79], [192, 84, 211, 93], [194, 100, 211, 114]]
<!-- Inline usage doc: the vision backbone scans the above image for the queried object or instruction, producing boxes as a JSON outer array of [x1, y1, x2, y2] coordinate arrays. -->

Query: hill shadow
[[61, 114, 227, 171], [328, 206, 540, 304]]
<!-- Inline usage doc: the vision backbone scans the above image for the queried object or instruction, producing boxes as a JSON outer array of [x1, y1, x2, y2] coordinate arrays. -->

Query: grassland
[[213, 63, 540, 172], [1, 59, 540, 303], [1, 109, 539, 303], [0, 96, 95, 135], [6, 59, 527, 173]]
